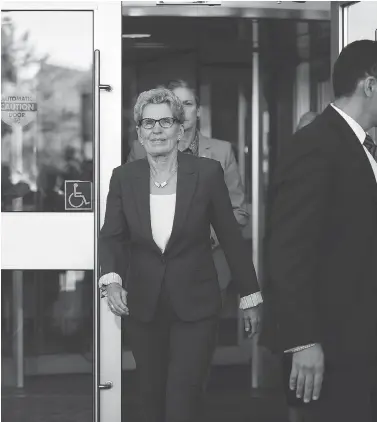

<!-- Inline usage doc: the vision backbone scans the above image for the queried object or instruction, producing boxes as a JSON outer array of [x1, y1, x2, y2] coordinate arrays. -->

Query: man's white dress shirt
[[286, 104, 377, 353]]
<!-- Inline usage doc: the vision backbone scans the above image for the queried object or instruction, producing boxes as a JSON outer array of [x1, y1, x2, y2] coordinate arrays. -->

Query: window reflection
[[2, 269, 93, 422], [1, 11, 93, 212], [1, 270, 93, 358]]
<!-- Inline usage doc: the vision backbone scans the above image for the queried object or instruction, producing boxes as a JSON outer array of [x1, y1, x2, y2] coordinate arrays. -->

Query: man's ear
[[364, 76, 377, 98]]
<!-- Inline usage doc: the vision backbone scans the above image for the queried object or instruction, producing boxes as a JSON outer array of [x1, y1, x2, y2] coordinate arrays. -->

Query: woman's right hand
[[106, 283, 129, 316]]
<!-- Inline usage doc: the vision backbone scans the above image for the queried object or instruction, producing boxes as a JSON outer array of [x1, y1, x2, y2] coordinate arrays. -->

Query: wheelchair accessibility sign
[[65, 181, 92, 211]]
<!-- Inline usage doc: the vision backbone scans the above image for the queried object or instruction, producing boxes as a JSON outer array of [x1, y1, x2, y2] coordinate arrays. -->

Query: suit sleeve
[[99, 169, 130, 281], [267, 141, 332, 351], [223, 144, 249, 227], [209, 161, 259, 296]]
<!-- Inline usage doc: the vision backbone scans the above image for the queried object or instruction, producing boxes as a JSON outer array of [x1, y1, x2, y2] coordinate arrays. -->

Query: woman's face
[[137, 103, 184, 157], [172, 87, 199, 131]]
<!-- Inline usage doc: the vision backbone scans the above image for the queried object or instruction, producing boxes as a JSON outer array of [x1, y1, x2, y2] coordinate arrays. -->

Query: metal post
[[94, 49, 101, 422], [94, 48, 113, 422], [12, 270, 24, 388], [10, 119, 24, 388], [237, 82, 248, 348], [251, 19, 261, 391], [238, 83, 246, 187]]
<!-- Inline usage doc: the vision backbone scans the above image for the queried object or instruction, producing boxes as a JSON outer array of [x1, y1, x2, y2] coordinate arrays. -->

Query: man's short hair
[[333, 39, 377, 98]]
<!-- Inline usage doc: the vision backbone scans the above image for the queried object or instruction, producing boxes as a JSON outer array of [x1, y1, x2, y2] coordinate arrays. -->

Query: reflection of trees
[[1, 16, 46, 83], [1, 15, 92, 160], [1, 15, 46, 145], [36, 63, 92, 173], [1, 15, 48, 210], [1, 15, 93, 210], [1, 16, 17, 85]]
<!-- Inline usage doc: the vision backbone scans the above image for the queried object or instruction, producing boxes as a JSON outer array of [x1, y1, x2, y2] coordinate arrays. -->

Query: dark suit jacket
[[260, 106, 377, 364], [99, 152, 258, 322], [127, 134, 249, 290]]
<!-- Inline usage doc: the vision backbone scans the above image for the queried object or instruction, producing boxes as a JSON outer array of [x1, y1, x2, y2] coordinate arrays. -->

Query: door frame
[[1, 2, 122, 422], [1, 2, 336, 422], [330, 1, 355, 69], [120, 1, 331, 392]]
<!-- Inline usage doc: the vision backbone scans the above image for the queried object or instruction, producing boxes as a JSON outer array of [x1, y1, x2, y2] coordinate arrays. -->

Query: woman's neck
[[148, 149, 178, 176], [178, 125, 197, 151]]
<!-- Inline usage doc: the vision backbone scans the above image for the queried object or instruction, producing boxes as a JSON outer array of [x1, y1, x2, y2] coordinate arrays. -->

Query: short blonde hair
[[134, 88, 185, 126]]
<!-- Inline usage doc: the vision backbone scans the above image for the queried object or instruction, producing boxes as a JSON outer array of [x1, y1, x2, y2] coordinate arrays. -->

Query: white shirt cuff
[[239, 291, 263, 309], [284, 343, 317, 353], [98, 272, 122, 297]]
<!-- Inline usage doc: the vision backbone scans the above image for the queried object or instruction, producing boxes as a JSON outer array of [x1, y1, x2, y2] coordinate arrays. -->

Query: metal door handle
[[94, 49, 112, 421], [99, 84, 112, 92], [98, 381, 113, 390]]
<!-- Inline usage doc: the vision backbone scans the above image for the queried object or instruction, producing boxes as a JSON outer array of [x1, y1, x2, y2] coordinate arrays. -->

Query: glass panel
[[347, 2, 377, 44], [121, 16, 260, 420], [1, 11, 93, 212], [122, 17, 251, 358], [2, 270, 93, 422], [121, 14, 330, 420]]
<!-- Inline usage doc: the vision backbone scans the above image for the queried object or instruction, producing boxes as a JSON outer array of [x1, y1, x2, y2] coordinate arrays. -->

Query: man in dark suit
[[287, 111, 319, 422], [261, 40, 377, 422]]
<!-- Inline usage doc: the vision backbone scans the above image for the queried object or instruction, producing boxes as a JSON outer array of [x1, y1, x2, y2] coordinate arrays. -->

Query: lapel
[[322, 105, 377, 204], [130, 152, 198, 254], [198, 133, 212, 158], [131, 158, 161, 253], [165, 151, 198, 253]]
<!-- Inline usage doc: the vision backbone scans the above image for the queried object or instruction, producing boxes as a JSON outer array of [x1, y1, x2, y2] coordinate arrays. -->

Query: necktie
[[364, 134, 377, 163]]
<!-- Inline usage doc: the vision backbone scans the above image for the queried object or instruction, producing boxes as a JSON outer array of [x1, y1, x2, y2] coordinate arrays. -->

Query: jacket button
[[161, 256, 165, 263]]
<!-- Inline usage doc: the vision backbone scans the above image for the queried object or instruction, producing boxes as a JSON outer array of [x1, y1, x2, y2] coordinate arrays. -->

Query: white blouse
[[150, 193, 176, 252]]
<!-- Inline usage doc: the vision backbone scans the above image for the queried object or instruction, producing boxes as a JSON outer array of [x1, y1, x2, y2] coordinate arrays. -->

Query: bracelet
[[285, 343, 317, 353]]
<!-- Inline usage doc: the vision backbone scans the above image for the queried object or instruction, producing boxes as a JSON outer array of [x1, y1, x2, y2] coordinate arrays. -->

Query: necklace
[[150, 165, 178, 188]]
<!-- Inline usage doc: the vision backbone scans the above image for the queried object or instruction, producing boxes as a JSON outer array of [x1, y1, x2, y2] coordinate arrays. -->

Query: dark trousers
[[125, 286, 219, 422], [283, 354, 377, 422]]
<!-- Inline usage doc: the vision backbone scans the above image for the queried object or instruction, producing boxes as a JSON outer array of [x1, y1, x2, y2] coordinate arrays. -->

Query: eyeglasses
[[139, 117, 177, 129]]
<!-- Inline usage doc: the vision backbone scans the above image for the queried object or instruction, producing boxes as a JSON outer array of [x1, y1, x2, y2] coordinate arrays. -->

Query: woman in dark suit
[[99, 88, 262, 422]]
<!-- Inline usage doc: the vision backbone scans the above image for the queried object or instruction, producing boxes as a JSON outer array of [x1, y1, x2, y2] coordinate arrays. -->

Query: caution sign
[[65, 181, 92, 211], [1, 87, 37, 127]]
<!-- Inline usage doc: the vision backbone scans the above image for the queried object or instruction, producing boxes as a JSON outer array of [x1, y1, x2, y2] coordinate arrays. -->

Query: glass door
[[1, 2, 122, 422], [121, 8, 256, 374], [331, 1, 377, 59], [120, 3, 332, 403]]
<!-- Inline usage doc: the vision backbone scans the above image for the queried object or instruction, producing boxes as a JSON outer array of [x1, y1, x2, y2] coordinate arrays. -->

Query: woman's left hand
[[242, 305, 261, 338]]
